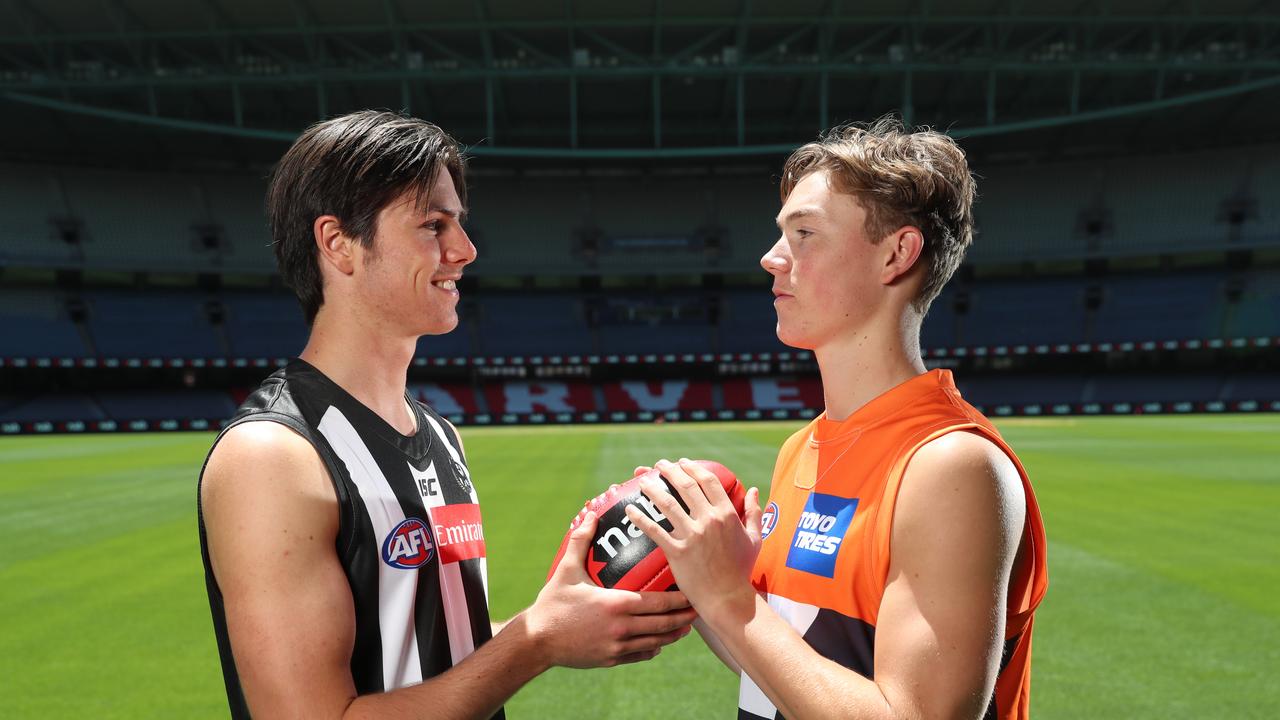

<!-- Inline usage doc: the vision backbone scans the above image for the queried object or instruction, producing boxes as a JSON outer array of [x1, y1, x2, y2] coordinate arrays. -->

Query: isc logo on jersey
[[785, 493, 858, 578], [382, 517, 436, 569]]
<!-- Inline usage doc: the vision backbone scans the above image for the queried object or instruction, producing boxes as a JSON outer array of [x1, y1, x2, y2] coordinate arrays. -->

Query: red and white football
[[547, 460, 746, 592]]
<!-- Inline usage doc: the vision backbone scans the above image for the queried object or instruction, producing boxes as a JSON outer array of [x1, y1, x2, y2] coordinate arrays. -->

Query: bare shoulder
[[875, 432, 1028, 720], [202, 421, 331, 504], [891, 430, 1026, 579], [899, 430, 1025, 526], [200, 422, 356, 714], [201, 420, 338, 568], [441, 416, 467, 458]]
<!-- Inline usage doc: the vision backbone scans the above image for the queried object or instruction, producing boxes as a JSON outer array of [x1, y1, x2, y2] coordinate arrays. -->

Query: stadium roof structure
[[1, 0, 1278, 169]]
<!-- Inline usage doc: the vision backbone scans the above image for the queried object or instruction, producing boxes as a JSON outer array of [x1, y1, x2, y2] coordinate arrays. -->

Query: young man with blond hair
[[629, 118, 1048, 719]]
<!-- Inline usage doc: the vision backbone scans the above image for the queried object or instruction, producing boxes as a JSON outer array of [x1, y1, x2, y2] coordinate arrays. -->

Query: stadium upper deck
[[2, 141, 1278, 276], [1, 1, 1277, 432]]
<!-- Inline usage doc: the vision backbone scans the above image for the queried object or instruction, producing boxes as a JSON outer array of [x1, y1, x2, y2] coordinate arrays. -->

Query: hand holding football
[[547, 460, 746, 592]]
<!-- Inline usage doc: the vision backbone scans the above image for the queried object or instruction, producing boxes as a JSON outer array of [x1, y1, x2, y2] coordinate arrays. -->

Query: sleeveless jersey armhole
[[873, 423, 1047, 635], [200, 412, 357, 565], [437, 410, 467, 462]]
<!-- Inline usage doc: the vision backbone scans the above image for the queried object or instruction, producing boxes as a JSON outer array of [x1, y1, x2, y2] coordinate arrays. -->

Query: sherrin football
[[547, 460, 746, 592]]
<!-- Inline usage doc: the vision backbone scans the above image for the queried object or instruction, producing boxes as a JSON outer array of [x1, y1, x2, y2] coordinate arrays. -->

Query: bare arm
[[202, 422, 695, 720], [631, 439, 1026, 720], [693, 618, 742, 674]]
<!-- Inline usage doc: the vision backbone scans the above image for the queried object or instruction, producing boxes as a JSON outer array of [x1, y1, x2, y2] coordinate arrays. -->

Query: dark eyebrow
[[427, 204, 468, 224], [775, 206, 824, 230]]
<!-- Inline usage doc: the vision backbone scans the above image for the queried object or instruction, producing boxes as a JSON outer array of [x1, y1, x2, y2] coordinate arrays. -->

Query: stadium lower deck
[[3, 268, 1278, 433]]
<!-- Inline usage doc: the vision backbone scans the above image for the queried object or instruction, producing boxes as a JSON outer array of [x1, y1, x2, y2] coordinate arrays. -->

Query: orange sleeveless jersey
[[739, 370, 1048, 720]]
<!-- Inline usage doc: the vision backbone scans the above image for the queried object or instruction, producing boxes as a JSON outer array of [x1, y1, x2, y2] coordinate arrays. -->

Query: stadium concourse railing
[[2, 334, 1278, 435], [3, 335, 1275, 371]]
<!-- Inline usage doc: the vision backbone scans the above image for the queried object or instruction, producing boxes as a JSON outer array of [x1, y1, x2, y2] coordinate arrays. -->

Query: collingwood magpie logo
[[449, 458, 473, 494]]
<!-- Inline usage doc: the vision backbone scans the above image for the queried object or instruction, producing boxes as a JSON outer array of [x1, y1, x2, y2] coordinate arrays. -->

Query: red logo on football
[[547, 460, 746, 592]]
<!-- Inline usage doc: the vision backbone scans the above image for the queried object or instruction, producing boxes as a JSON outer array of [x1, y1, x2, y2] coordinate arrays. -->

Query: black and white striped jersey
[[197, 359, 501, 719]]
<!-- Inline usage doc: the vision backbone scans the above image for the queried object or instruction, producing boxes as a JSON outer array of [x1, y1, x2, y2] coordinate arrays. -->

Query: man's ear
[[881, 225, 925, 285], [314, 215, 356, 276]]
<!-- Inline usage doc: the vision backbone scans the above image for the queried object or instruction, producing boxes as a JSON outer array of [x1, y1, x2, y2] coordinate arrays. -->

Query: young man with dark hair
[[198, 110, 694, 719], [627, 119, 1049, 719]]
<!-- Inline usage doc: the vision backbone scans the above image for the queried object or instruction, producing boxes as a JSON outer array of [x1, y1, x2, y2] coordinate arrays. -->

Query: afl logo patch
[[760, 502, 780, 540], [382, 517, 435, 569]]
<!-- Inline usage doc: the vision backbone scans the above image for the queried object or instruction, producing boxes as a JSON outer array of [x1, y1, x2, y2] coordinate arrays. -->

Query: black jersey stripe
[[317, 406, 425, 690], [199, 361, 499, 716]]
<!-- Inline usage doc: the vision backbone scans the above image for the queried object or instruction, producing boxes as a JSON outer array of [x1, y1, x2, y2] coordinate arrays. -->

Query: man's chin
[[775, 324, 816, 351], [416, 316, 459, 337]]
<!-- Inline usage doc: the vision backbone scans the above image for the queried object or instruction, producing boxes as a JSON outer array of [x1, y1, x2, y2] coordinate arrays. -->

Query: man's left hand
[[625, 458, 762, 620]]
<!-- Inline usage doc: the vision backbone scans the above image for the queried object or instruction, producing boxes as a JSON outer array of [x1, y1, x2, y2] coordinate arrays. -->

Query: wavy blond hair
[[781, 116, 976, 314]]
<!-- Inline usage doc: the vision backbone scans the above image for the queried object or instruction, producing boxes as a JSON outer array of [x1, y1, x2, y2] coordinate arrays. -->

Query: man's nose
[[761, 237, 788, 273], [447, 228, 477, 265]]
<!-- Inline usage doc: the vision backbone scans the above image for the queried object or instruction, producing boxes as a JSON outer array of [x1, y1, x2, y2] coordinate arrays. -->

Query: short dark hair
[[781, 116, 975, 315], [267, 110, 467, 324]]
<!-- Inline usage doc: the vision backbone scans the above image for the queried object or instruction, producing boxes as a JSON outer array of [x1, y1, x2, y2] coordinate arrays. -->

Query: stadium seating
[[5, 370, 1278, 427], [719, 288, 791, 353], [66, 168, 210, 271], [474, 294, 592, 356], [1090, 272, 1225, 342], [0, 393, 104, 422], [197, 174, 276, 270], [85, 290, 224, 358], [0, 165, 83, 268], [959, 277, 1088, 346], [955, 374, 1090, 407], [2, 262, 1275, 362], [2, 148, 1277, 430], [6, 144, 1272, 278], [595, 291, 715, 355], [0, 287, 90, 358], [598, 323, 714, 355], [94, 390, 238, 421], [972, 144, 1280, 262], [0, 163, 272, 273], [1223, 269, 1280, 338], [1222, 372, 1280, 402], [221, 292, 310, 359], [920, 287, 959, 349], [1089, 374, 1226, 404], [465, 178, 582, 275]]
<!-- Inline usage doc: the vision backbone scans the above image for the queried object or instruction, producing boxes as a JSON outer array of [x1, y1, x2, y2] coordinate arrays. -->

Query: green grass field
[[2, 415, 1277, 718]]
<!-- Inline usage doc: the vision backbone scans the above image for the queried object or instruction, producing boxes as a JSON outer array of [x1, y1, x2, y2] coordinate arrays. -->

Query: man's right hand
[[524, 511, 697, 669]]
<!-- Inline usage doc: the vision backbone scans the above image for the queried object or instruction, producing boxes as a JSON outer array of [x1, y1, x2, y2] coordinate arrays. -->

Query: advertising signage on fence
[[2, 401, 1278, 435]]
